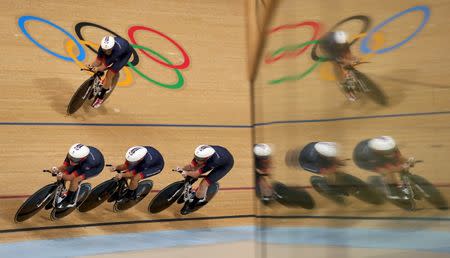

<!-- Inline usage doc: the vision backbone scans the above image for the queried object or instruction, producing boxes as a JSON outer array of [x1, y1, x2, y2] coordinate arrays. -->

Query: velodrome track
[[0, 0, 448, 257]]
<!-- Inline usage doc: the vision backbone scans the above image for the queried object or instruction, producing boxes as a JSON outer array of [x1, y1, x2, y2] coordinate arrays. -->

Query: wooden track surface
[[0, 0, 449, 248]]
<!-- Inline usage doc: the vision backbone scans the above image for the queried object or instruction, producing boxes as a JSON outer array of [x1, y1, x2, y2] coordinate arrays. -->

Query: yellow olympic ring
[[64, 39, 134, 87], [318, 32, 385, 81]]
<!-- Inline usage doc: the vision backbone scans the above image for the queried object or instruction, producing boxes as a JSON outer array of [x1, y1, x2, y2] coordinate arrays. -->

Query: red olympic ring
[[128, 25, 190, 70], [264, 21, 322, 64]]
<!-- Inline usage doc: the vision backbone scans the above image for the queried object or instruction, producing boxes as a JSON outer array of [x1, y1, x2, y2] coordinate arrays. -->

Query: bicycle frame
[[167, 177, 196, 203], [79, 68, 104, 100], [52, 180, 83, 209]]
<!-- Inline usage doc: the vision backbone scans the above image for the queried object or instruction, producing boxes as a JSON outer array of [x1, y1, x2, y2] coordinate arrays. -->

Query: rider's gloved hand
[[115, 173, 123, 180], [51, 166, 59, 174], [110, 165, 117, 172], [407, 157, 416, 167], [56, 172, 63, 181]]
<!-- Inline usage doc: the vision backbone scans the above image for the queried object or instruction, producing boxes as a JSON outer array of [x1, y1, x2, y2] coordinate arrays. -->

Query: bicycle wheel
[[310, 176, 346, 205], [102, 84, 116, 103], [51, 183, 92, 220], [336, 172, 385, 205], [78, 179, 118, 212], [189, 182, 220, 213], [410, 174, 448, 210], [369, 175, 415, 211], [67, 77, 94, 115], [14, 183, 57, 223], [352, 70, 388, 106], [148, 181, 184, 214], [273, 182, 315, 209], [114, 180, 153, 212]]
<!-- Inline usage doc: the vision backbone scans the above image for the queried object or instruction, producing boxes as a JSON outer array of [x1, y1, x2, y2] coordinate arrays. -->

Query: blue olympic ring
[[18, 16, 86, 62], [360, 5, 430, 54]]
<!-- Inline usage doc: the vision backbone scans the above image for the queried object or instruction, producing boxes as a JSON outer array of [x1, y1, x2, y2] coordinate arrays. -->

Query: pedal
[[176, 195, 185, 204], [44, 201, 54, 210]]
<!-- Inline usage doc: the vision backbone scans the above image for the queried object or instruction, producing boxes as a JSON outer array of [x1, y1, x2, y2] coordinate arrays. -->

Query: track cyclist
[[86, 35, 133, 108], [353, 136, 415, 198], [52, 143, 105, 208], [318, 30, 361, 101], [110, 146, 164, 201], [178, 145, 234, 215]]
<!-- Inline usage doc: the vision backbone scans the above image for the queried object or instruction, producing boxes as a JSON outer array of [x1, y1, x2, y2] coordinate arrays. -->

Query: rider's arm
[[61, 173, 76, 181], [336, 46, 359, 65], [184, 170, 201, 178], [319, 165, 338, 175], [113, 163, 134, 178], [255, 168, 270, 176], [182, 160, 205, 178]]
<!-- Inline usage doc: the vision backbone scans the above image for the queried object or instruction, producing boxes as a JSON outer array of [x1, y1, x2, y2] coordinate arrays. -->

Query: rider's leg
[[99, 71, 116, 98], [259, 177, 273, 198], [189, 163, 233, 209], [127, 166, 163, 199], [66, 164, 103, 204], [334, 62, 356, 100], [93, 71, 119, 108], [195, 178, 209, 200], [333, 63, 346, 83], [129, 174, 141, 191], [123, 174, 140, 200], [383, 172, 402, 197], [60, 174, 84, 207], [324, 172, 337, 185]]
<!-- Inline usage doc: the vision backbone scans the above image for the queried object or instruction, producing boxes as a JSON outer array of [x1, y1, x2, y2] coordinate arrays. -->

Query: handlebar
[[81, 67, 104, 77], [172, 168, 207, 178]]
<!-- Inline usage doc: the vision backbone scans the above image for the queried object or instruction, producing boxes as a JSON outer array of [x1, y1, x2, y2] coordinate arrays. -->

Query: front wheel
[[273, 182, 315, 209], [410, 174, 448, 210], [310, 176, 346, 205], [148, 181, 184, 214], [335, 172, 385, 205], [67, 77, 94, 115], [78, 179, 118, 213], [50, 183, 92, 220], [189, 182, 220, 213], [352, 69, 388, 106], [102, 84, 116, 104], [368, 176, 415, 211], [14, 183, 57, 223]]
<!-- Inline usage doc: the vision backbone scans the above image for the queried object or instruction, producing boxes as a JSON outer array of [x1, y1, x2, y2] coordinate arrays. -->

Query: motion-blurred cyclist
[[254, 143, 274, 204], [318, 30, 361, 101], [299, 142, 346, 194], [353, 136, 415, 198]]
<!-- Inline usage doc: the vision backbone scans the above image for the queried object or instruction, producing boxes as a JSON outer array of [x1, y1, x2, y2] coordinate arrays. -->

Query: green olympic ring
[[268, 40, 327, 85], [127, 44, 184, 89]]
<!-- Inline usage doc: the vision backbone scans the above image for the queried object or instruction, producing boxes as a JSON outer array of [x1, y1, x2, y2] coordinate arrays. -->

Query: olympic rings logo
[[264, 5, 430, 85], [18, 16, 191, 89]]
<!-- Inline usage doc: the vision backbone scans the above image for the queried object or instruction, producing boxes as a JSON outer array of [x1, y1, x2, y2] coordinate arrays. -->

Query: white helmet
[[314, 142, 338, 158], [101, 36, 115, 50], [194, 145, 215, 161], [253, 143, 272, 157], [125, 146, 148, 163], [333, 30, 348, 44], [68, 143, 90, 163], [368, 136, 396, 151]]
